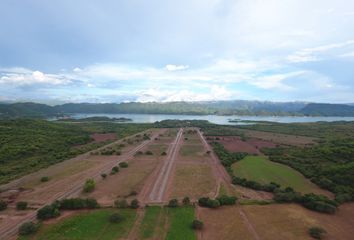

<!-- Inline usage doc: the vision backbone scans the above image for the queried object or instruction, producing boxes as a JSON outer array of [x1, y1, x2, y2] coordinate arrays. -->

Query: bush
[[109, 213, 125, 223], [19, 222, 38, 236], [217, 195, 237, 205], [168, 199, 178, 208], [129, 190, 138, 196], [145, 151, 153, 155], [119, 162, 129, 168], [37, 204, 60, 220], [83, 179, 96, 193], [111, 166, 120, 174], [182, 197, 191, 205], [16, 201, 28, 210], [192, 220, 204, 230], [161, 151, 167, 156], [207, 199, 220, 208], [198, 197, 220, 208], [0, 200, 8, 211], [130, 199, 139, 209], [59, 198, 99, 210], [114, 199, 128, 208], [101, 173, 107, 179], [40, 176, 49, 182], [309, 226, 327, 239]]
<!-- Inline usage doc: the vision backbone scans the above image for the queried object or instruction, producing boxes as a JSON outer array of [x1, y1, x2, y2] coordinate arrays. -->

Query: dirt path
[[239, 209, 261, 240], [124, 208, 145, 240], [148, 128, 183, 203], [0, 130, 161, 240]]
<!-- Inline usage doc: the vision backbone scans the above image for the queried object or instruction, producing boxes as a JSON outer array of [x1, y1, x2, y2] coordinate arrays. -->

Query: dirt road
[[0, 130, 161, 240], [147, 128, 183, 203]]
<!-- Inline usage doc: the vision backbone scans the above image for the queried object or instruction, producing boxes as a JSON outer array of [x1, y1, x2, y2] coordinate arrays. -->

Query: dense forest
[[2, 101, 354, 117], [0, 120, 151, 184]]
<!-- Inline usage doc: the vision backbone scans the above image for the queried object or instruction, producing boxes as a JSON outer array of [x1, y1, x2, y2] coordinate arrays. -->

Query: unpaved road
[[0, 130, 161, 240], [148, 128, 183, 203]]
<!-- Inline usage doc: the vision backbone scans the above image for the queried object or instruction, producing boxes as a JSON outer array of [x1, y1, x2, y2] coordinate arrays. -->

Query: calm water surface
[[67, 113, 354, 125]]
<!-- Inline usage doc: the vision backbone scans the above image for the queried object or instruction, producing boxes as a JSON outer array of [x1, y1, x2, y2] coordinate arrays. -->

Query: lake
[[67, 113, 354, 125]]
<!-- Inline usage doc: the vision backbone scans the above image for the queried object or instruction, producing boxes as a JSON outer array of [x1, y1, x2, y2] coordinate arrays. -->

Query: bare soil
[[90, 133, 117, 142]]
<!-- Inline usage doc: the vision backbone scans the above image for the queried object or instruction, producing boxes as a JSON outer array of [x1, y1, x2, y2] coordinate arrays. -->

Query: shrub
[[182, 197, 191, 205], [16, 201, 28, 210], [207, 199, 220, 208], [168, 199, 178, 208], [101, 173, 107, 179], [59, 198, 99, 210], [161, 151, 167, 156], [19, 222, 38, 236], [119, 162, 129, 168], [0, 200, 8, 211], [83, 179, 96, 193], [114, 199, 128, 208], [111, 166, 120, 174], [198, 197, 220, 208], [37, 204, 60, 220], [109, 213, 125, 223], [309, 226, 327, 239], [40, 176, 49, 182], [145, 151, 153, 155], [130, 199, 140, 209], [217, 195, 237, 205], [192, 220, 204, 230], [129, 190, 138, 196]]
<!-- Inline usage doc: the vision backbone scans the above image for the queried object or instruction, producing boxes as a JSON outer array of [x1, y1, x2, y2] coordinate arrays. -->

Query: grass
[[139, 206, 166, 239], [166, 207, 196, 240], [180, 145, 205, 156], [232, 156, 323, 194], [19, 209, 136, 240]]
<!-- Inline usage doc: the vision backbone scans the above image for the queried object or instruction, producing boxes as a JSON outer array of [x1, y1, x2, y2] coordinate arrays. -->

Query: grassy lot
[[166, 207, 196, 240], [19, 209, 136, 240], [139, 206, 166, 239], [180, 145, 205, 156], [232, 156, 324, 194]]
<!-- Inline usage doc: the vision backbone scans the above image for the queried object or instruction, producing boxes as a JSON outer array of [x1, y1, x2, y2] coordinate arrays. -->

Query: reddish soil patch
[[90, 133, 117, 143], [209, 136, 276, 154]]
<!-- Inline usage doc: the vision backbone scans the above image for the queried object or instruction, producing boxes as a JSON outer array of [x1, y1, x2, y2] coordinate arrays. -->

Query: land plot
[[169, 163, 216, 199], [179, 144, 206, 157], [232, 156, 330, 195], [90, 133, 117, 142], [18, 209, 137, 240]]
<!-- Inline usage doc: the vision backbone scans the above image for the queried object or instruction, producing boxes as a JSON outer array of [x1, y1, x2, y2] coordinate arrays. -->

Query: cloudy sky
[[1, 0, 354, 104]]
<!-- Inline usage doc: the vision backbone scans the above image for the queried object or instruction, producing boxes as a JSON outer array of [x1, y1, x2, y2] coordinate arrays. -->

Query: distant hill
[[1, 101, 354, 118], [300, 103, 354, 117]]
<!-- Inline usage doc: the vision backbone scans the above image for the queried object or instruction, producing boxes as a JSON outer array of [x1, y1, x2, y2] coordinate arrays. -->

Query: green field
[[19, 209, 137, 240], [166, 207, 196, 240], [232, 156, 323, 194], [138, 206, 196, 240]]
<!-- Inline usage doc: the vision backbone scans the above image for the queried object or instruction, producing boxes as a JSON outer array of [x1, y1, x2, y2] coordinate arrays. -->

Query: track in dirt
[[0, 130, 161, 240], [148, 128, 183, 203]]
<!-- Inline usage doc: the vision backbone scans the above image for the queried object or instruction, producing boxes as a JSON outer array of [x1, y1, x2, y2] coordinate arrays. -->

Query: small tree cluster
[[83, 179, 96, 193], [309, 226, 327, 239], [40, 176, 50, 182], [119, 162, 129, 168], [130, 199, 139, 209], [16, 201, 28, 210], [145, 151, 153, 155], [19, 222, 38, 236], [198, 197, 220, 208], [216, 195, 237, 205], [168, 199, 178, 208], [37, 204, 60, 220], [58, 198, 99, 210], [0, 200, 8, 211]]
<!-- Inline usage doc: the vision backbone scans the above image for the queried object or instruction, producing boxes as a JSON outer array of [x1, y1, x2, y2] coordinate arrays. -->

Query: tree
[[83, 179, 95, 193], [119, 162, 129, 168], [114, 199, 128, 208], [182, 197, 191, 205], [109, 213, 125, 223], [217, 195, 237, 205], [40, 176, 49, 182], [0, 200, 7, 211], [130, 199, 139, 209], [19, 222, 38, 236], [16, 201, 28, 210], [37, 205, 60, 220], [168, 199, 178, 208], [111, 166, 119, 174], [309, 227, 327, 239], [192, 220, 204, 230]]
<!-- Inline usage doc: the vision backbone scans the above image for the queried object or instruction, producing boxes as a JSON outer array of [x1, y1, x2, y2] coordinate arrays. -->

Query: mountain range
[[1, 101, 354, 118]]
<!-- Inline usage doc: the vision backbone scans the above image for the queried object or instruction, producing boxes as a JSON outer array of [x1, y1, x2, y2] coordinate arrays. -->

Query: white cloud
[[251, 71, 305, 90], [165, 64, 189, 71]]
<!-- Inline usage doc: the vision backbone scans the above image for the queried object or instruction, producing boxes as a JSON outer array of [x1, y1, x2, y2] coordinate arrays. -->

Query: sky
[[1, 0, 354, 104]]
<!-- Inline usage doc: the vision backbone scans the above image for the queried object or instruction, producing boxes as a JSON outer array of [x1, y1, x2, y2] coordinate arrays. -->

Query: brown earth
[[90, 133, 117, 142], [199, 203, 354, 240]]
